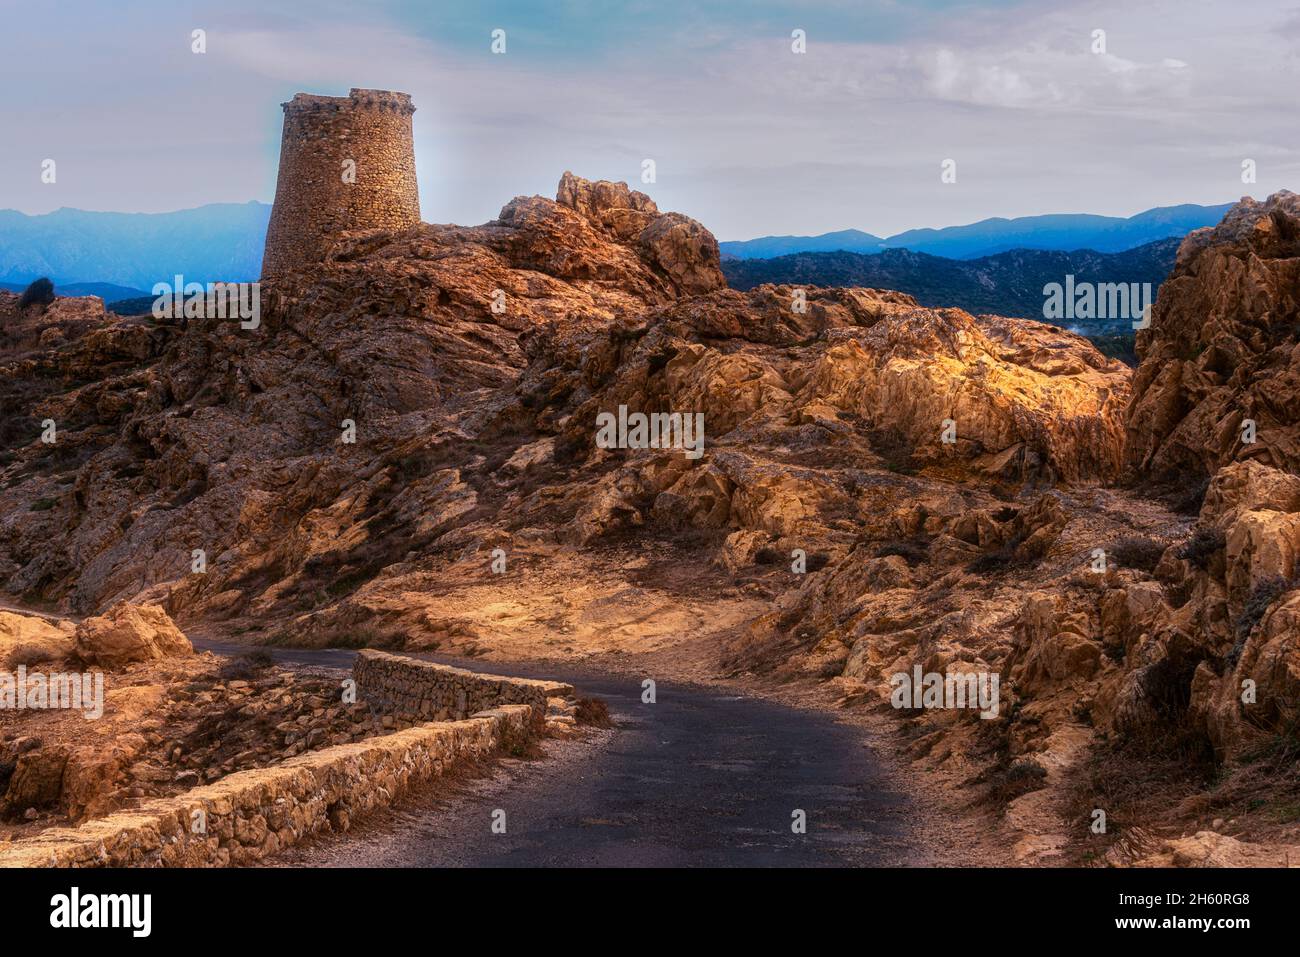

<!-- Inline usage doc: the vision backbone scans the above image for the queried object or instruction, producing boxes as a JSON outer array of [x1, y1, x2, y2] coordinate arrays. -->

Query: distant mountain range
[[722, 228, 889, 259], [0, 280, 149, 301], [720, 203, 1232, 260], [721, 237, 1180, 327], [0, 199, 1219, 322], [0, 202, 270, 290]]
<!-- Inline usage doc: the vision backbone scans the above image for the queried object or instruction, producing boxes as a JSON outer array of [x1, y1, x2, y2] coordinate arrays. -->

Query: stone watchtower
[[261, 89, 421, 278]]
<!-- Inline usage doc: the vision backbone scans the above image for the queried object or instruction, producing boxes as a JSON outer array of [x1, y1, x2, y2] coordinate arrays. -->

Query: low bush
[[1175, 527, 1226, 570], [574, 696, 614, 727], [874, 540, 929, 566], [966, 534, 1042, 574], [217, 649, 275, 680], [984, 758, 1048, 804], [4, 645, 54, 669], [1109, 536, 1165, 572], [18, 277, 55, 310]]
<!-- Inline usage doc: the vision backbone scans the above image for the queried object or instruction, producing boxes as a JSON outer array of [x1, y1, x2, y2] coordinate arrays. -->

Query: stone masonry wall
[[354, 649, 575, 723], [0, 706, 531, 868], [261, 89, 421, 278]]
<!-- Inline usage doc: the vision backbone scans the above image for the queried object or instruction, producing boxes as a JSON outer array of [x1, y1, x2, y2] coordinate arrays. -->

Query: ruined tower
[[261, 89, 421, 278]]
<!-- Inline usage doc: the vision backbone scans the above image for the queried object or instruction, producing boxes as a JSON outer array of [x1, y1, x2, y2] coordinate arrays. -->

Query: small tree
[[18, 277, 55, 309]]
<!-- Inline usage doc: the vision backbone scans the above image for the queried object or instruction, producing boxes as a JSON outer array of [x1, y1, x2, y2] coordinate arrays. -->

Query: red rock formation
[[1125, 190, 1300, 480], [5, 177, 1299, 862]]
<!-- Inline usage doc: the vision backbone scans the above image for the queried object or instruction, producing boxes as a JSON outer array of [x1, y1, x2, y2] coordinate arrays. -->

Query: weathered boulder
[[1008, 593, 1103, 696], [1140, 831, 1258, 867], [1199, 460, 1300, 529], [74, 602, 193, 669], [0, 610, 75, 667], [1224, 509, 1300, 605], [1, 746, 69, 816], [60, 745, 135, 821], [798, 311, 1129, 483], [1193, 589, 1300, 757], [1098, 582, 1168, 659]]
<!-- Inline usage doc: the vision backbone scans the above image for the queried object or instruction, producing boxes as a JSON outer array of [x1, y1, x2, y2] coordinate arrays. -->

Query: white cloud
[[1, 0, 1296, 239]]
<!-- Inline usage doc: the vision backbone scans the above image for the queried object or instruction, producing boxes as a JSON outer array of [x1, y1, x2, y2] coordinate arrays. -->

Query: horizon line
[[0, 192, 1266, 245]]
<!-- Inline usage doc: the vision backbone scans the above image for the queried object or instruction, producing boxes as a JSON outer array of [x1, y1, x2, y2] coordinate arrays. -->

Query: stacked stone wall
[[354, 649, 575, 723], [0, 706, 531, 867]]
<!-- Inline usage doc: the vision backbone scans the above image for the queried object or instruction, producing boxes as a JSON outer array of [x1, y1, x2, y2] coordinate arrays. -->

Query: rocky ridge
[[2, 175, 1298, 864]]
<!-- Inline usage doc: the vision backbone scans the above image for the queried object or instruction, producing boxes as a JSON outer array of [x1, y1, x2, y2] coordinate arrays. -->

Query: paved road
[[3, 598, 918, 864], [0, 601, 76, 623], [196, 639, 920, 867]]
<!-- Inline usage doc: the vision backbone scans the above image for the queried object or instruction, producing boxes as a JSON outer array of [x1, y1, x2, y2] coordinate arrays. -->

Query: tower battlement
[[261, 88, 421, 278], [281, 89, 416, 116]]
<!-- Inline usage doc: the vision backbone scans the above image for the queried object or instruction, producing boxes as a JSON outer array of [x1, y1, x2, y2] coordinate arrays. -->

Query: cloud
[[1, 0, 1297, 239], [907, 43, 1199, 111]]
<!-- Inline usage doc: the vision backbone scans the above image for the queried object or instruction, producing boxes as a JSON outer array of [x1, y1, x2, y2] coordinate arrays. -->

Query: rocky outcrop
[[0, 172, 1127, 632], [73, 603, 193, 669], [555, 171, 725, 296], [5, 172, 1299, 865], [0, 611, 75, 668], [0, 174, 727, 618], [1125, 190, 1300, 481], [0, 291, 108, 356], [800, 312, 1128, 483], [1108, 194, 1300, 768]]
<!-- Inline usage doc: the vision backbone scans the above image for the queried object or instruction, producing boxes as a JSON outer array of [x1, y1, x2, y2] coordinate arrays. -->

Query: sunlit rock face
[[18, 176, 1298, 860], [0, 172, 1123, 628], [1124, 190, 1300, 482]]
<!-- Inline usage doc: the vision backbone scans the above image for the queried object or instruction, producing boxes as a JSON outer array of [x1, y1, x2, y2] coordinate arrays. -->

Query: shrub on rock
[[18, 277, 55, 310]]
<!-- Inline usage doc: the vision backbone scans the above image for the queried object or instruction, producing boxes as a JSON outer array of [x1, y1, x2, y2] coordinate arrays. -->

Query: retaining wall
[[353, 649, 575, 722], [0, 705, 531, 868]]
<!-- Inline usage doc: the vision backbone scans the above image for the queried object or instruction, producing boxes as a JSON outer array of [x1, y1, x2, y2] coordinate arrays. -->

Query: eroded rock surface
[[1125, 190, 1300, 480], [74, 602, 193, 669], [3, 179, 1298, 865]]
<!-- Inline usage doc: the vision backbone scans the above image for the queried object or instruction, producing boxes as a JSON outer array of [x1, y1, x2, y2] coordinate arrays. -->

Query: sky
[[0, 0, 1297, 239]]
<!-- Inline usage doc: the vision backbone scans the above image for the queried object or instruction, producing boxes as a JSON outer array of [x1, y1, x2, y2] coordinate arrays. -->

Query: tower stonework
[[261, 89, 420, 278]]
